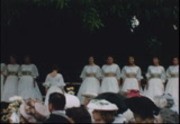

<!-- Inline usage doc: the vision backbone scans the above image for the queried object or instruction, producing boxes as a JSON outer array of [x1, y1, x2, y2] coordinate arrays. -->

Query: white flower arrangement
[[173, 24, 178, 30], [43, 82, 51, 88], [9, 96, 23, 103], [1, 96, 23, 123], [130, 15, 140, 32], [66, 86, 75, 95]]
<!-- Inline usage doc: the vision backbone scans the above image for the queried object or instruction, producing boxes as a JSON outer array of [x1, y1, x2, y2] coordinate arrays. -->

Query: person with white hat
[[87, 99, 118, 123], [19, 98, 50, 123], [64, 93, 81, 109]]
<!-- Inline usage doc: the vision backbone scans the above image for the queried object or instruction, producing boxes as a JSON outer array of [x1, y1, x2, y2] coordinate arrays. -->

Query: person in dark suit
[[44, 93, 72, 123]]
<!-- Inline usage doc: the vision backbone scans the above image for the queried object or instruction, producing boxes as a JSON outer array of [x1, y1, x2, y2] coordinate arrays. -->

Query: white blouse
[[5, 64, 20, 75], [146, 65, 166, 82], [102, 64, 121, 80], [121, 65, 143, 81], [166, 65, 179, 78], [44, 73, 65, 88], [80, 65, 102, 80], [18, 64, 39, 78]]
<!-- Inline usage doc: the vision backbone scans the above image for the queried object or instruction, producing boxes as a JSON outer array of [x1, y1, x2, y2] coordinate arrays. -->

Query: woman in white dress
[[1, 62, 6, 100], [121, 56, 143, 93], [77, 56, 101, 104], [18, 56, 42, 101], [100, 56, 121, 93], [144, 57, 166, 101], [165, 57, 179, 107], [43, 65, 66, 106], [2, 56, 20, 102]]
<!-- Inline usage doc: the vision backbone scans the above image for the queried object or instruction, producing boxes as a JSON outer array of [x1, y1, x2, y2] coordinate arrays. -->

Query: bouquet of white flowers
[[1, 96, 23, 123]]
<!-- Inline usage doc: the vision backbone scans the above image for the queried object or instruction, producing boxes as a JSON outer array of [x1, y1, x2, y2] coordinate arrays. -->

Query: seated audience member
[[87, 99, 118, 123], [154, 108, 179, 123], [20, 98, 50, 123], [44, 93, 72, 123], [125, 96, 160, 123], [66, 105, 92, 123]]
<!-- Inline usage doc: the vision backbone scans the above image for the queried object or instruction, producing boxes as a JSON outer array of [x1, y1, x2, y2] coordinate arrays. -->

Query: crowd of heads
[[1, 91, 179, 124]]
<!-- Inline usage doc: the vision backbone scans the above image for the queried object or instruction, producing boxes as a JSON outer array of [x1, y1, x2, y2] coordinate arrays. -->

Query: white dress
[[18, 64, 42, 101], [121, 65, 143, 92], [100, 64, 121, 93], [2, 64, 20, 102], [144, 65, 166, 101], [77, 65, 101, 104], [43, 73, 65, 106], [165, 65, 179, 107], [1, 63, 6, 101]]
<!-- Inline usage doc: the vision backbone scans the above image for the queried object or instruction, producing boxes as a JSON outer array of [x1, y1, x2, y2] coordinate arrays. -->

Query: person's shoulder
[[57, 73, 63, 77], [44, 114, 70, 123], [159, 65, 165, 69], [94, 64, 100, 68], [30, 64, 37, 67], [135, 65, 140, 69], [122, 65, 128, 69], [102, 64, 107, 68], [84, 65, 89, 68], [148, 65, 153, 68]]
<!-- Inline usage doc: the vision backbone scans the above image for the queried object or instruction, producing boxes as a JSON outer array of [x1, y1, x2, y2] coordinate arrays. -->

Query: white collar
[[51, 110, 69, 120], [52, 110, 66, 115]]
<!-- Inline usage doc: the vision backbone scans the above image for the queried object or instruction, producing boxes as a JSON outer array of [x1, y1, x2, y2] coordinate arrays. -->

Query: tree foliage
[[2, 0, 179, 31], [1, 0, 179, 56]]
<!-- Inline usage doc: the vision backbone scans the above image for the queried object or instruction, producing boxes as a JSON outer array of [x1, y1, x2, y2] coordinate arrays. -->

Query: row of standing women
[[77, 56, 179, 110], [1, 56, 179, 109], [1, 56, 42, 102]]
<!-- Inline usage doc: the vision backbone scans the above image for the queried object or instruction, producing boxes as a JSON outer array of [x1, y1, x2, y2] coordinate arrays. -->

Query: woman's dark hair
[[125, 96, 160, 119], [95, 93, 128, 114], [51, 65, 59, 72], [66, 105, 92, 123], [24, 55, 31, 62], [93, 110, 116, 123], [153, 56, 160, 60], [49, 93, 66, 110], [9, 55, 17, 60]]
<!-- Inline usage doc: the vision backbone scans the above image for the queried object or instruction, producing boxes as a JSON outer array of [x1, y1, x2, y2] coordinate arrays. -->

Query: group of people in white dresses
[[1, 56, 42, 102], [1, 55, 179, 113], [77, 56, 179, 110]]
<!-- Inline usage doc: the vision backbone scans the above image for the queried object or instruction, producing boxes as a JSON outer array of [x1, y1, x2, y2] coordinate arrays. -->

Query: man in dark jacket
[[44, 93, 71, 123]]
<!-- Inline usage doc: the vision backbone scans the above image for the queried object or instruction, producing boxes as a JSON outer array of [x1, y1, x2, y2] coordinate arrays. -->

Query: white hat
[[19, 103, 37, 123], [65, 93, 81, 109], [87, 99, 118, 111], [34, 102, 50, 118]]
